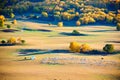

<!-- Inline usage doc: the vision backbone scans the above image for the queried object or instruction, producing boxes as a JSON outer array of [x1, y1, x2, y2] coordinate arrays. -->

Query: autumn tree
[[76, 21, 81, 26], [7, 24, 11, 29], [80, 44, 92, 52], [106, 15, 113, 23], [69, 42, 81, 52], [1, 40, 6, 44], [72, 30, 80, 35], [7, 37, 16, 44], [57, 22, 63, 27], [10, 13, 15, 18], [13, 19, 17, 24], [0, 15, 5, 27], [103, 44, 114, 53], [69, 42, 92, 53], [41, 12, 48, 18], [116, 23, 120, 31]]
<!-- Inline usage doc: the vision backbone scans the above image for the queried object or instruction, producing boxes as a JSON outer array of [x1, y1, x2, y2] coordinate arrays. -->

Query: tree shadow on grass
[[22, 28, 52, 32], [79, 50, 120, 56], [59, 32, 89, 36], [90, 30, 115, 32], [0, 44, 15, 46], [18, 49, 70, 56], [106, 41, 120, 43], [0, 29, 19, 32], [18, 49, 120, 56]]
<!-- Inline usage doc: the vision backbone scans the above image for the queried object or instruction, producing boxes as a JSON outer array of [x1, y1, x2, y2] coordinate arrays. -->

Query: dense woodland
[[0, 0, 120, 27]]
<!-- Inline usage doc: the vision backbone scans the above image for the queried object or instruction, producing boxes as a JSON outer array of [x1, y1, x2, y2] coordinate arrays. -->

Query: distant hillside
[[0, 0, 120, 27]]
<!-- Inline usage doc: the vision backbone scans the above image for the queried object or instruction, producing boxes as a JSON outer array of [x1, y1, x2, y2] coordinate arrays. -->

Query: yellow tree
[[69, 42, 81, 52], [13, 19, 17, 24], [80, 44, 92, 52], [0, 15, 5, 27], [42, 12, 48, 18], [76, 21, 81, 26], [7, 37, 16, 44], [58, 22, 63, 27]]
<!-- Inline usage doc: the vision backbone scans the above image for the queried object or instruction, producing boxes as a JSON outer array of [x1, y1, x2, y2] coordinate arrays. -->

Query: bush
[[0, 15, 5, 27], [69, 42, 92, 53], [41, 12, 48, 18], [76, 21, 81, 26], [13, 20, 17, 24], [0, 20, 4, 27], [117, 23, 120, 31], [69, 42, 81, 52], [7, 25, 11, 29], [1, 40, 6, 44], [21, 40, 25, 44], [80, 44, 92, 52], [72, 30, 80, 35], [75, 12, 79, 17], [103, 44, 114, 53], [7, 37, 16, 44], [58, 22, 63, 27], [10, 13, 15, 18]]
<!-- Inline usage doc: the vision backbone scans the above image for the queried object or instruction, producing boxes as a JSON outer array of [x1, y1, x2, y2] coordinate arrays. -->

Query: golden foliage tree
[[0, 15, 5, 27], [69, 42, 81, 52], [10, 13, 15, 18], [13, 19, 17, 24], [7, 37, 16, 44], [58, 22, 63, 27], [117, 23, 120, 31], [80, 44, 92, 52], [76, 21, 81, 26], [42, 12, 48, 18], [69, 42, 92, 53]]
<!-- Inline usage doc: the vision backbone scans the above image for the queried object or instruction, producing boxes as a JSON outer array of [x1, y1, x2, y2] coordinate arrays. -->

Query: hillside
[[0, 0, 119, 26]]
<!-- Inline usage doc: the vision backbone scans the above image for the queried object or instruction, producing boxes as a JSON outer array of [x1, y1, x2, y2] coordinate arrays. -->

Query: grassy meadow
[[0, 21, 120, 80]]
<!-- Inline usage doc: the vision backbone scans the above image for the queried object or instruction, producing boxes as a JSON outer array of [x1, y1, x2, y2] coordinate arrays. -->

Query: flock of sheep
[[40, 57, 118, 66]]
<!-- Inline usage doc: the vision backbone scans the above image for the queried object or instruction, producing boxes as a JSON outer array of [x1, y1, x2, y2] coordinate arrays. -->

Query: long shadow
[[90, 30, 115, 32], [0, 44, 15, 46], [80, 50, 120, 56], [18, 49, 120, 56], [106, 41, 120, 43], [22, 28, 52, 32], [0, 29, 19, 32], [18, 49, 70, 56], [60, 32, 89, 36]]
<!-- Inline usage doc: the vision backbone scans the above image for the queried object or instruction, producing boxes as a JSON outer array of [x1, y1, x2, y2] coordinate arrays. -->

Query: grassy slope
[[0, 21, 120, 80]]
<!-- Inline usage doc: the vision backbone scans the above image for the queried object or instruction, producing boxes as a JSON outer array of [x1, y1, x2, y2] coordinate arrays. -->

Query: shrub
[[0, 15, 5, 21], [41, 12, 48, 18], [0, 15, 5, 27], [72, 30, 80, 35], [10, 13, 15, 18], [80, 44, 92, 52], [1, 40, 6, 44], [76, 21, 81, 26], [116, 23, 120, 31], [103, 44, 114, 53], [0, 20, 4, 27], [69, 42, 92, 53], [21, 40, 25, 44], [75, 12, 79, 17], [7, 37, 16, 44], [58, 22, 63, 27], [106, 15, 113, 23], [69, 42, 81, 52], [7, 25, 11, 29], [13, 20, 17, 24]]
